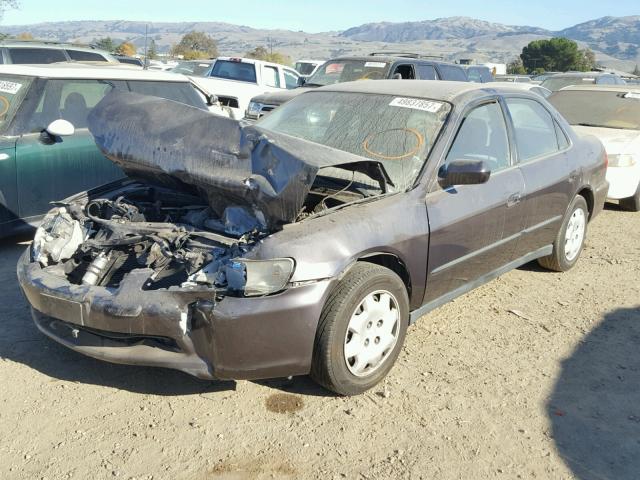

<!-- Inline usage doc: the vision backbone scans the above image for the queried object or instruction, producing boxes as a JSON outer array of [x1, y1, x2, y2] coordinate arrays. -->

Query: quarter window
[[506, 98, 559, 162], [66, 50, 108, 62], [445, 102, 511, 172]]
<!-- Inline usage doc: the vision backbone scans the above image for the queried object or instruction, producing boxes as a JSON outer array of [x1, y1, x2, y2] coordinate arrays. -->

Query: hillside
[[1, 16, 638, 72]]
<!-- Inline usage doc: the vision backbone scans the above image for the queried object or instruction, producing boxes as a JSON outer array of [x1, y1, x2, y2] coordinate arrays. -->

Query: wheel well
[[578, 187, 594, 219], [358, 254, 412, 297]]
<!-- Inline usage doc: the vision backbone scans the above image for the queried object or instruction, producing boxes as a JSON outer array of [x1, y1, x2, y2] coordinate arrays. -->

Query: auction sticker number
[[389, 97, 443, 113], [0, 81, 21, 95]]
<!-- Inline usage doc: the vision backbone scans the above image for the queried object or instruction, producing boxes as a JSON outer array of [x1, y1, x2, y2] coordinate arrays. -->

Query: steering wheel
[[359, 70, 384, 80]]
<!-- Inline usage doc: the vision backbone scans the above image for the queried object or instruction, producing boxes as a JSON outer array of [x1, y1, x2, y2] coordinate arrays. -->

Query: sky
[[2, 0, 639, 32]]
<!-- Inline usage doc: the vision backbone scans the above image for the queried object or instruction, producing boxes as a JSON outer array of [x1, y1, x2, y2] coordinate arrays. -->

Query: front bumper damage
[[18, 248, 335, 380]]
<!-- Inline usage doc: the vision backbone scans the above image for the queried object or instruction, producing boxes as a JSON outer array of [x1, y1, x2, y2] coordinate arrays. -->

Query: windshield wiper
[[303, 82, 324, 88], [575, 122, 615, 129]]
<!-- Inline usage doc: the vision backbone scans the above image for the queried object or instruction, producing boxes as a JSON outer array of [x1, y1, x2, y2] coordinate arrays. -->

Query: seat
[[61, 93, 89, 128]]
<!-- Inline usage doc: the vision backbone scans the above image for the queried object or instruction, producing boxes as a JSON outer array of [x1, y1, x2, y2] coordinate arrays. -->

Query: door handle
[[507, 193, 522, 208]]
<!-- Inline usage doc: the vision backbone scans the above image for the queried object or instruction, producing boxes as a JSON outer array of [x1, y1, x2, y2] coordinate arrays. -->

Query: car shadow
[[0, 237, 236, 396], [252, 376, 336, 398], [548, 306, 640, 480]]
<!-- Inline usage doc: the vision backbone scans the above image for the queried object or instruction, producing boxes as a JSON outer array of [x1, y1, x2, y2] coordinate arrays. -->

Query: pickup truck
[[190, 57, 301, 119], [245, 53, 469, 120]]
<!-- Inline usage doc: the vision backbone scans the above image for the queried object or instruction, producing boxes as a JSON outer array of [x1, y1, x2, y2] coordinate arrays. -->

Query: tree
[[507, 57, 526, 75], [16, 32, 33, 40], [0, 0, 18, 22], [520, 37, 586, 73], [95, 37, 115, 53], [147, 39, 157, 60], [576, 48, 596, 71], [116, 42, 136, 57], [172, 31, 217, 59], [245, 46, 291, 66], [632, 65, 640, 76]]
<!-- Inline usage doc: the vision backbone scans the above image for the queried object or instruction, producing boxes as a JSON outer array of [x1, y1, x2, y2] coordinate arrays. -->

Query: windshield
[[170, 61, 212, 76], [257, 91, 451, 189], [305, 60, 391, 86], [0, 75, 32, 134], [542, 76, 596, 91], [295, 62, 318, 75], [209, 60, 257, 83], [549, 90, 640, 130]]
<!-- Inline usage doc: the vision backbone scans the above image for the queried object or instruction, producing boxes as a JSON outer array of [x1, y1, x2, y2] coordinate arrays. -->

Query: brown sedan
[[18, 81, 608, 395]]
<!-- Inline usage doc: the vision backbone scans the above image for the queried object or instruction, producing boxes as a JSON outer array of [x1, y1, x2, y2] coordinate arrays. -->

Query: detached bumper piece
[[17, 249, 333, 380]]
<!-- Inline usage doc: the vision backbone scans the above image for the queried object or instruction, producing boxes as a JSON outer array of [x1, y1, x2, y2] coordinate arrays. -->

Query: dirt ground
[[0, 205, 638, 480]]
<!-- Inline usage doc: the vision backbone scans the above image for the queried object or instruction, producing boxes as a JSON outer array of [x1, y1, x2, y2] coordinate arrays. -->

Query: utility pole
[[143, 24, 148, 69]]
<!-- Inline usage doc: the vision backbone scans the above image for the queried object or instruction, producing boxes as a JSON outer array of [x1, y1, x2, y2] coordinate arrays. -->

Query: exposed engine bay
[[32, 179, 368, 295]]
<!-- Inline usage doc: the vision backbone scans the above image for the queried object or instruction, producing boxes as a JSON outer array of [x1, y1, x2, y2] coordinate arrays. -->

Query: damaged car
[[18, 81, 608, 395]]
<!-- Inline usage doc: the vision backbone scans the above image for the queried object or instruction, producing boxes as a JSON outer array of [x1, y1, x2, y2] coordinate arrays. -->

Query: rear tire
[[619, 183, 640, 212], [538, 195, 588, 272], [310, 262, 409, 396]]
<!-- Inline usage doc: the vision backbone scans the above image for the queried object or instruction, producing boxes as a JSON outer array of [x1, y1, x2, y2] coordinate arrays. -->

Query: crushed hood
[[87, 90, 389, 231]]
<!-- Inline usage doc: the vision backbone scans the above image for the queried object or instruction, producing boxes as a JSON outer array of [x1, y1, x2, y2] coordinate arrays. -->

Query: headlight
[[226, 258, 295, 296], [247, 101, 263, 117], [608, 154, 637, 167]]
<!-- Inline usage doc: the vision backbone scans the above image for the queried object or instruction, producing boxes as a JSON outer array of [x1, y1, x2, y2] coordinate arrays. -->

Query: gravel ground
[[0, 205, 638, 480]]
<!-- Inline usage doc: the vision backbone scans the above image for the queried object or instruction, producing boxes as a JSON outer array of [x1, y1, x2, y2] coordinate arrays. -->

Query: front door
[[14, 79, 125, 220], [424, 100, 526, 303]]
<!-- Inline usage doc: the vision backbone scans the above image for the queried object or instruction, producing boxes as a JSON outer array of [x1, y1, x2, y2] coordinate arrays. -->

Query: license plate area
[[39, 293, 83, 325]]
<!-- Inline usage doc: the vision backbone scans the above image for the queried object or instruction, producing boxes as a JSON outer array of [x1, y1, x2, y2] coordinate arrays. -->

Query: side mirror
[[46, 119, 75, 137], [438, 159, 491, 187], [297, 76, 306, 87], [205, 93, 218, 106]]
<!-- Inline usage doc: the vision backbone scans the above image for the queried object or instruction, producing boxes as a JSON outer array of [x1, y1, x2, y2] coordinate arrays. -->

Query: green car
[[0, 64, 211, 238]]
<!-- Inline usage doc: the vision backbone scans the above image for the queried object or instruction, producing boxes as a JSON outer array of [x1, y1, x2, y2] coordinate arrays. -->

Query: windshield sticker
[[623, 92, 640, 100], [389, 97, 444, 113], [0, 81, 21, 95], [364, 61, 387, 68]]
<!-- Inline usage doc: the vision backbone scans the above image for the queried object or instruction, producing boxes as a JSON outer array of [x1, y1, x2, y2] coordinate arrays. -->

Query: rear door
[[504, 96, 574, 253], [424, 99, 526, 303], [14, 79, 126, 220]]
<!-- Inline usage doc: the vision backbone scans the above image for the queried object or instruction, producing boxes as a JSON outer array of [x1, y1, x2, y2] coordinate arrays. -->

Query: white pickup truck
[[190, 57, 301, 119]]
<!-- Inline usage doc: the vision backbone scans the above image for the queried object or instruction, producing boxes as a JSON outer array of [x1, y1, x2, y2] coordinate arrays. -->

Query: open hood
[[88, 90, 390, 231]]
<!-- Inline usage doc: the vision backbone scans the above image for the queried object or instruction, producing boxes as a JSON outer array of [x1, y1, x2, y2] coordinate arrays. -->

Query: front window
[[305, 60, 391, 87], [209, 60, 257, 83], [257, 91, 451, 189], [0, 75, 33, 133], [549, 90, 640, 130], [8, 47, 67, 64]]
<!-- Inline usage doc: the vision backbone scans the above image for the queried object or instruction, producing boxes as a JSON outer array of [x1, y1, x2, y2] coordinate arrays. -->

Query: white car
[[190, 57, 300, 119], [294, 59, 324, 78], [483, 82, 552, 98], [549, 85, 640, 211]]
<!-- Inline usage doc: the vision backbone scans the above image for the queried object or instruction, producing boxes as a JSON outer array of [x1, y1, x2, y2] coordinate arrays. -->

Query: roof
[[329, 55, 460, 66], [0, 41, 102, 52], [550, 71, 617, 78], [483, 81, 549, 92], [556, 84, 640, 93], [0, 64, 191, 82], [316, 80, 514, 103]]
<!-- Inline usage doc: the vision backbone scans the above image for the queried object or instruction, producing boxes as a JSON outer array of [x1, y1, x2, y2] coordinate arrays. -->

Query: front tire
[[310, 262, 409, 396], [538, 195, 589, 272]]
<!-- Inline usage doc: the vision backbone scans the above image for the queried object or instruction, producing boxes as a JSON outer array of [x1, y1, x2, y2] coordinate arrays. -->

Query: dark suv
[[0, 41, 118, 64], [245, 53, 468, 119]]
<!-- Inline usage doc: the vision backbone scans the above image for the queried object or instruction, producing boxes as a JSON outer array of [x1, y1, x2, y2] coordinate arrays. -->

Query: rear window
[[438, 65, 467, 82], [127, 81, 206, 109], [9, 47, 67, 64], [66, 50, 108, 62], [0, 75, 32, 133], [209, 60, 257, 83], [306, 60, 391, 86]]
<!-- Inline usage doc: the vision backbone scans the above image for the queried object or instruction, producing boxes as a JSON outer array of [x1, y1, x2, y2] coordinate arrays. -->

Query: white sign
[[364, 62, 387, 68], [0, 81, 21, 95], [389, 97, 444, 113]]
